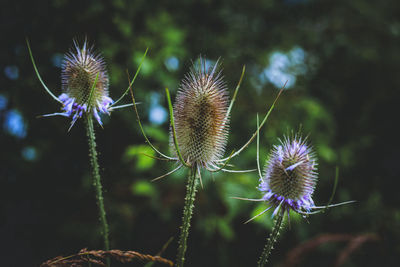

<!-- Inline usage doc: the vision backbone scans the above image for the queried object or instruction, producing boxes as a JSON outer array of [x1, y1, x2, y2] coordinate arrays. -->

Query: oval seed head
[[259, 135, 318, 212], [60, 40, 112, 126], [171, 58, 229, 167]]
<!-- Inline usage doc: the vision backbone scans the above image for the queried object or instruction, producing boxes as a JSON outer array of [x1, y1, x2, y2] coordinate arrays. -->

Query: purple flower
[[43, 40, 113, 129], [259, 135, 318, 214]]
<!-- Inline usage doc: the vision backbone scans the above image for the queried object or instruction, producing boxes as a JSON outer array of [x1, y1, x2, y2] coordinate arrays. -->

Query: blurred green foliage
[[125, 145, 156, 171], [1, 0, 399, 266]]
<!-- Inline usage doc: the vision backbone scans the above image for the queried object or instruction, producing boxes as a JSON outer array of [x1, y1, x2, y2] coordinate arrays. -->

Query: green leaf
[[124, 144, 156, 171]]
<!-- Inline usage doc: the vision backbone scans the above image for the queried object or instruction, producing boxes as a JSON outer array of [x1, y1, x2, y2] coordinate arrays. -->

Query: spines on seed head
[[58, 40, 113, 127], [260, 135, 318, 212], [61, 40, 109, 109], [171, 58, 230, 167]]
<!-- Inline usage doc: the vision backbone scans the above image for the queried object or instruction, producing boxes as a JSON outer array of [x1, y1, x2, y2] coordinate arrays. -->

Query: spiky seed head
[[171, 58, 229, 167], [259, 135, 318, 212], [59, 40, 113, 126]]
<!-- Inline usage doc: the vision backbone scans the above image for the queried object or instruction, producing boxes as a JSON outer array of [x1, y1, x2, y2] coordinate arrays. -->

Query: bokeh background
[[1, 0, 399, 266]]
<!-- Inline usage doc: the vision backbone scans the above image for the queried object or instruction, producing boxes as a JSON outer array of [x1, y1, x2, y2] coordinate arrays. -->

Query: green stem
[[176, 166, 199, 267], [257, 210, 285, 267], [85, 115, 110, 266]]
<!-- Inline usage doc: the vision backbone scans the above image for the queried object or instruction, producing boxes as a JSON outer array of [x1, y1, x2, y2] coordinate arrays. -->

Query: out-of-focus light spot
[[149, 105, 167, 125], [0, 94, 8, 111], [150, 92, 161, 106], [192, 57, 215, 72], [4, 65, 19, 80], [3, 109, 27, 139], [289, 48, 308, 76], [204, 59, 216, 71], [22, 146, 37, 161], [204, 59, 214, 70], [51, 53, 63, 68], [165, 56, 179, 71], [263, 46, 307, 89], [149, 92, 167, 125], [264, 66, 296, 88]]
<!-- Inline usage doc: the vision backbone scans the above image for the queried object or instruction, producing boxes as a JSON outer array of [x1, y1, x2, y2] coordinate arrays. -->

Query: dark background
[[1, 0, 399, 266]]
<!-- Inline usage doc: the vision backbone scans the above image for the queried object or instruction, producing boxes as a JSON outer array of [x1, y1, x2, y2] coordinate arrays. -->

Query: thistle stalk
[[28, 39, 147, 267], [233, 133, 355, 266], [176, 166, 199, 267], [257, 210, 285, 267], [85, 114, 110, 266]]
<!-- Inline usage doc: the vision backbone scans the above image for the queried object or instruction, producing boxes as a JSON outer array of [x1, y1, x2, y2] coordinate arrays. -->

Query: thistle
[[27, 39, 147, 266], [170, 59, 230, 267], [171, 58, 229, 168], [234, 130, 354, 267], [27, 39, 143, 131], [59, 41, 112, 128], [130, 57, 283, 267], [260, 135, 318, 216]]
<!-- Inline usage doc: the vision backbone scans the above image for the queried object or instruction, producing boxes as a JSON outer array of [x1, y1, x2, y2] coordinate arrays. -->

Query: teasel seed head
[[259, 135, 318, 213], [59, 40, 112, 127], [171, 58, 229, 168]]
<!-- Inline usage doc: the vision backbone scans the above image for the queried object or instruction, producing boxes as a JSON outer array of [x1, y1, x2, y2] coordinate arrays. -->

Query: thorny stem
[[85, 115, 110, 267], [176, 166, 199, 267], [258, 209, 285, 267]]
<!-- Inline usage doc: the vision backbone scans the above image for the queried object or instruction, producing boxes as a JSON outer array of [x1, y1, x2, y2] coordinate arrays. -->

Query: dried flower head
[[171, 58, 229, 168], [259, 135, 318, 214], [58, 40, 112, 127]]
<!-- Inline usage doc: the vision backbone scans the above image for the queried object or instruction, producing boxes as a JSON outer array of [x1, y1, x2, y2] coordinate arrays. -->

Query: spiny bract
[[59, 40, 112, 127], [259, 135, 318, 213], [171, 58, 229, 168]]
